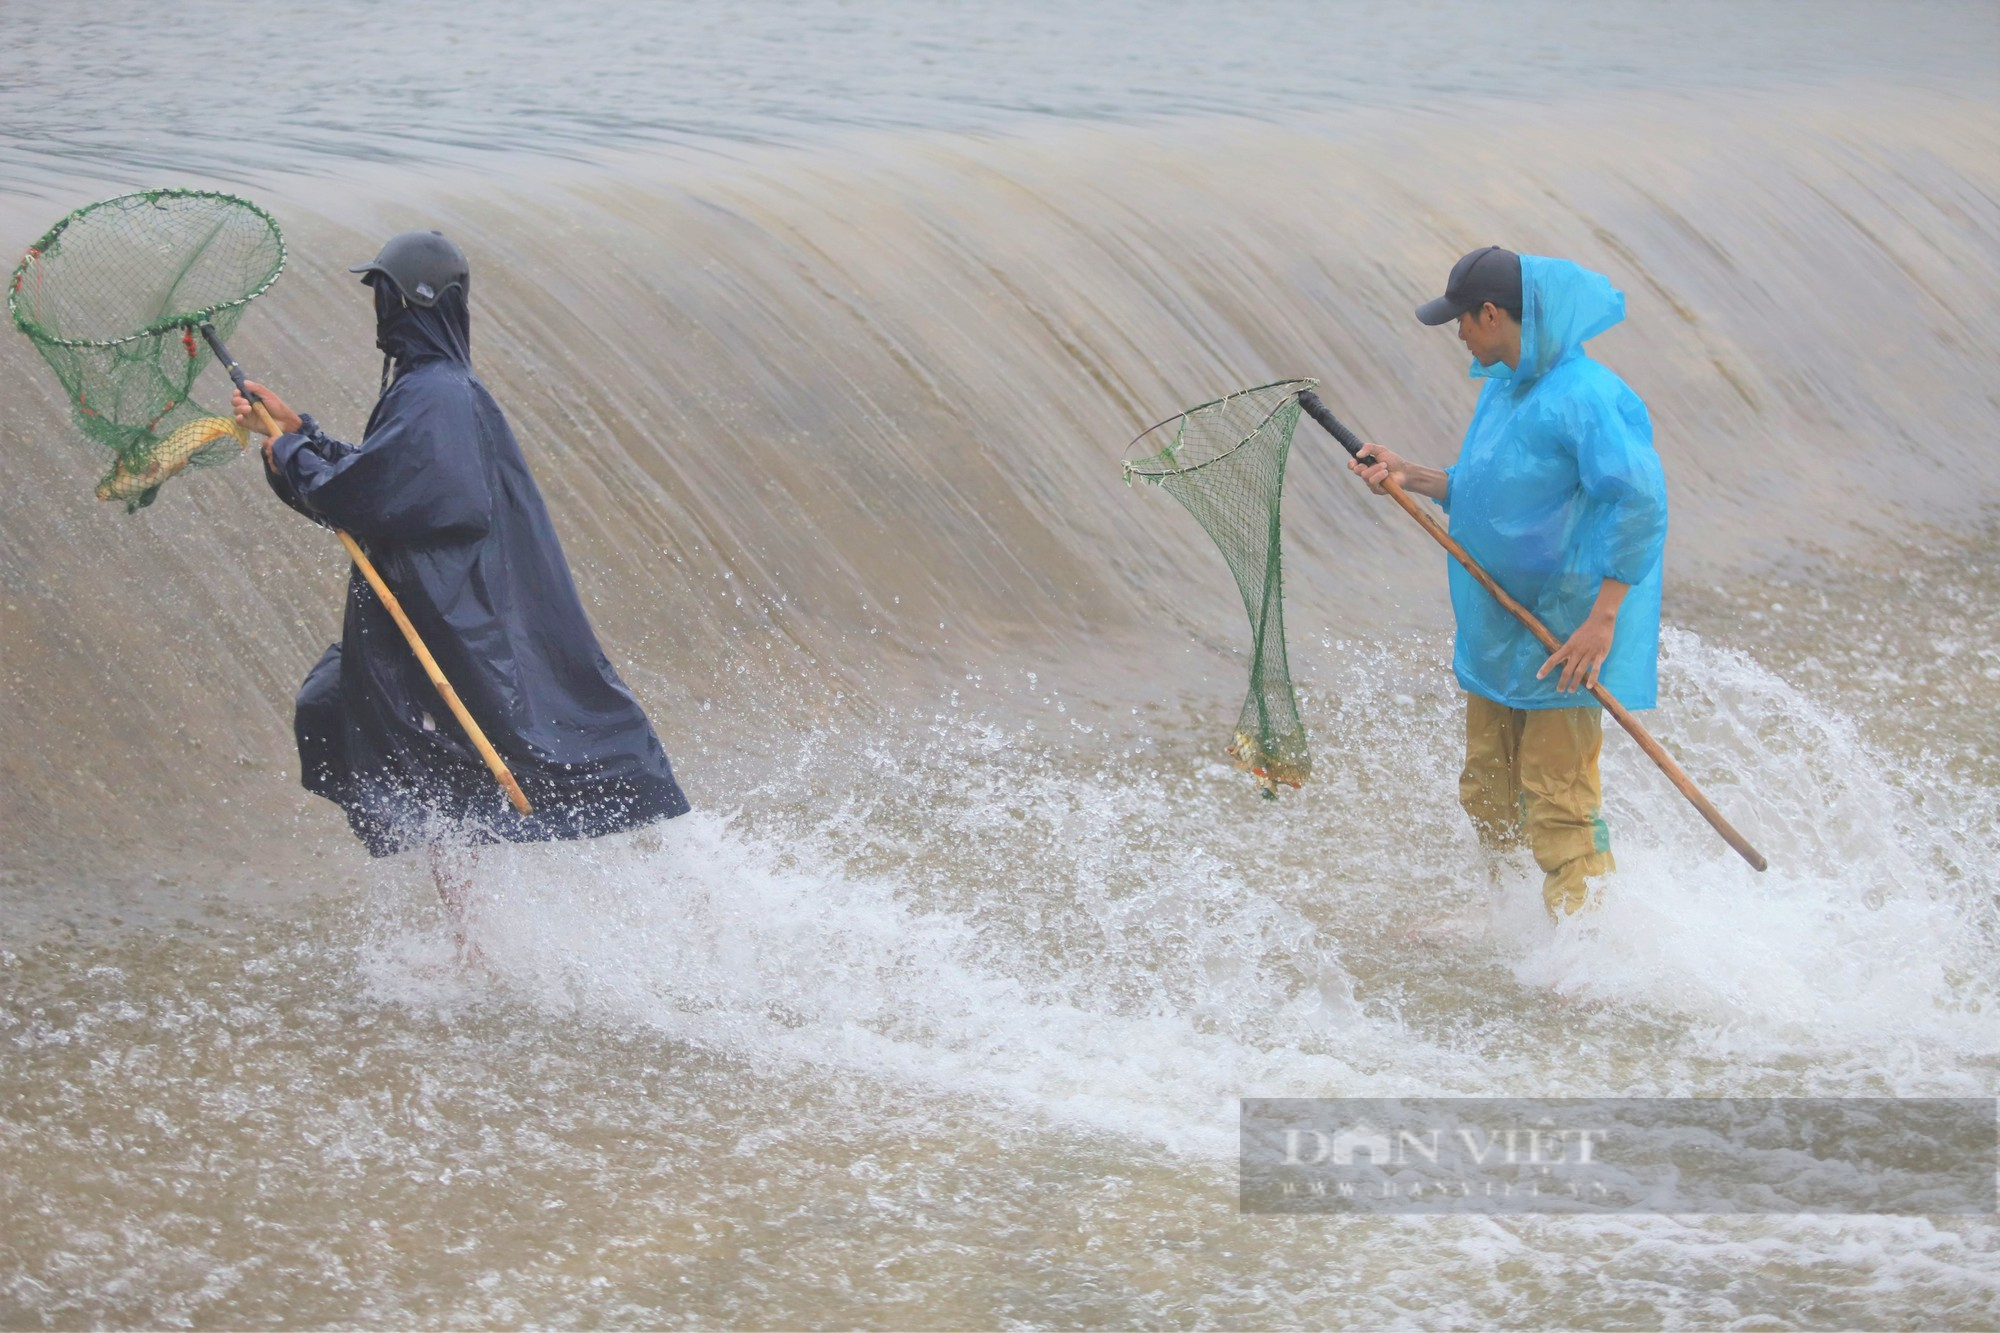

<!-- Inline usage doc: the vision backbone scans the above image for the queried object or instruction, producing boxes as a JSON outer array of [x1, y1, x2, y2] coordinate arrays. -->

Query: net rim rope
[[1121, 377, 1317, 482], [7, 187, 287, 348]]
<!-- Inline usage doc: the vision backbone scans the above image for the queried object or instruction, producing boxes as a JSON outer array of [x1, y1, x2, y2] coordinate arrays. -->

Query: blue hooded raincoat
[[1439, 256, 1668, 710], [266, 284, 690, 855]]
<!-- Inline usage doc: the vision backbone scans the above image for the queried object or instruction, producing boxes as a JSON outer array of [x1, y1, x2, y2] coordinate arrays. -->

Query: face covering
[[368, 277, 473, 393]]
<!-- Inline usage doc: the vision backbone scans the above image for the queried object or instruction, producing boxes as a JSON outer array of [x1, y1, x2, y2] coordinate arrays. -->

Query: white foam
[[1497, 628, 2000, 1064], [396, 809, 1488, 1158], [355, 626, 2000, 1157]]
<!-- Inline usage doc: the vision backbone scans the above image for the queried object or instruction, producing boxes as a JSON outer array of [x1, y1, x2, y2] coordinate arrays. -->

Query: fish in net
[[9, 189, 285, 511], [1124, 379, 1314, 797]]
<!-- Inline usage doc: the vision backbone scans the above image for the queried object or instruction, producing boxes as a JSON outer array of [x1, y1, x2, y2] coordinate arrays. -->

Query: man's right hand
[[1349, 443, 1406, 495], [1346, 443, 1452, 503], [232, 380, 305, 439]]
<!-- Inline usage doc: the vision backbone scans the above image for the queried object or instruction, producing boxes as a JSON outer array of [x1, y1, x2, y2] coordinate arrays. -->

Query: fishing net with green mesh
[[9, 189, 285, 511], [1124, 378, 1315, 798]]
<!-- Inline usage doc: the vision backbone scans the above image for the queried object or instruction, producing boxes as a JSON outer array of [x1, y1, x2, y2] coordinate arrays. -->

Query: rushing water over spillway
[[4, 2, 2000, 1327]]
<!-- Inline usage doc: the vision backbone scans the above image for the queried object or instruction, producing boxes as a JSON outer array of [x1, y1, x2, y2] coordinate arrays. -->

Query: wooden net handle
[[332, 529, 533, 817]]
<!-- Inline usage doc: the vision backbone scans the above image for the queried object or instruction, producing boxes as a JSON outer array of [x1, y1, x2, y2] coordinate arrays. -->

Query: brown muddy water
[[4, 2, 2000, 1327]]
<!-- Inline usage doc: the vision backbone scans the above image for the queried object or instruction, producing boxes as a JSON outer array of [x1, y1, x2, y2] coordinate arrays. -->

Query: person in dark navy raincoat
[[232, 230, 689, 894]]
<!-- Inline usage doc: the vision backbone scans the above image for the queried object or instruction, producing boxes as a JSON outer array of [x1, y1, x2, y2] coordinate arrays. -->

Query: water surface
[[4, 3, 2000, 1327]]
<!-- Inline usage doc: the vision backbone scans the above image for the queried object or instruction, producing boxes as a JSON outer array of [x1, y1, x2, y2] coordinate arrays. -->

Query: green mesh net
[[9, 189, 285, 511], [1125, 379, 1314, 797]]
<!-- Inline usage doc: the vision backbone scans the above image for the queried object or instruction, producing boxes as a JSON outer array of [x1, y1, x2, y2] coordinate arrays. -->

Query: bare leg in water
[[428, 842, 483, 967]]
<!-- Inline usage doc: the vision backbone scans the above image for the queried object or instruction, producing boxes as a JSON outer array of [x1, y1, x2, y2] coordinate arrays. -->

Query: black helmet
[[348, 230, 470, 307]]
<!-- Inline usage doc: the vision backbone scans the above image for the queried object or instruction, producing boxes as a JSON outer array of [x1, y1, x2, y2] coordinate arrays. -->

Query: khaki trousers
[[1459, 694, 1615, 918]]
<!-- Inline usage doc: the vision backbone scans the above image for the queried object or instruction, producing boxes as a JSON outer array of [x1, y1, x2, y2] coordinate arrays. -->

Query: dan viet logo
[[1281, 1120, 1607, 1168], [1238, 1097, 1998, 1215]]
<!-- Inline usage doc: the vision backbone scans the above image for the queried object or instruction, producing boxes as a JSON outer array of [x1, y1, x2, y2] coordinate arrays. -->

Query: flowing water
[[4, 2, 2000, 1327]]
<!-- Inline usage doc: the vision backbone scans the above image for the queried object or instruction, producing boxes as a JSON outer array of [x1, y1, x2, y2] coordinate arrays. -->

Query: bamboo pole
[[1296, 390, 1765, 872], [330, 528, 533, 817]]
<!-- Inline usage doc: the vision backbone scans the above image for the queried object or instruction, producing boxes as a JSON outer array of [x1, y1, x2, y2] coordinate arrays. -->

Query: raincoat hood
[[374, 280, 472, 371], [1471, 255, 1626, 385]]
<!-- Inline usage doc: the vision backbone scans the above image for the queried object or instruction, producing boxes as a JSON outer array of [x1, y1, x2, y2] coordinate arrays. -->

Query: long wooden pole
[[201, 324, 533, 817], [330, 528, 533, 817], [1295, 390, 1765, 872]]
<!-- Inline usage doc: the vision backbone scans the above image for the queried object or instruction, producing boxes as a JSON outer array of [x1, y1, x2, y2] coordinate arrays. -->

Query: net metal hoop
[[1121, 378, 1316, 482], [7, 188, 286, 349]]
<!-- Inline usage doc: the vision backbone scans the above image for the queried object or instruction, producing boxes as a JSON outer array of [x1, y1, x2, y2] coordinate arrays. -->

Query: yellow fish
[[96, 416, 248, 510], [1228, 729, 1307, 798]]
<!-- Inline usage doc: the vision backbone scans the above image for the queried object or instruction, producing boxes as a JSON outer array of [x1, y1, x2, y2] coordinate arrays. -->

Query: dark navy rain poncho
[[1440, 256, 1669, 710], [267, 283, 689, 855]]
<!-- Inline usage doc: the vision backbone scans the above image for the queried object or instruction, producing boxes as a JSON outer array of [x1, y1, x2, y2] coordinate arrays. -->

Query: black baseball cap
[[1416, 246, 1522, 325]]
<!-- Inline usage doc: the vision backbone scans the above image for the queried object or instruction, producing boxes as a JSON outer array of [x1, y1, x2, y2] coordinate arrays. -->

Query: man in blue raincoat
[[233, 231, 690, 923], [1351, 247, 1668, 918]]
